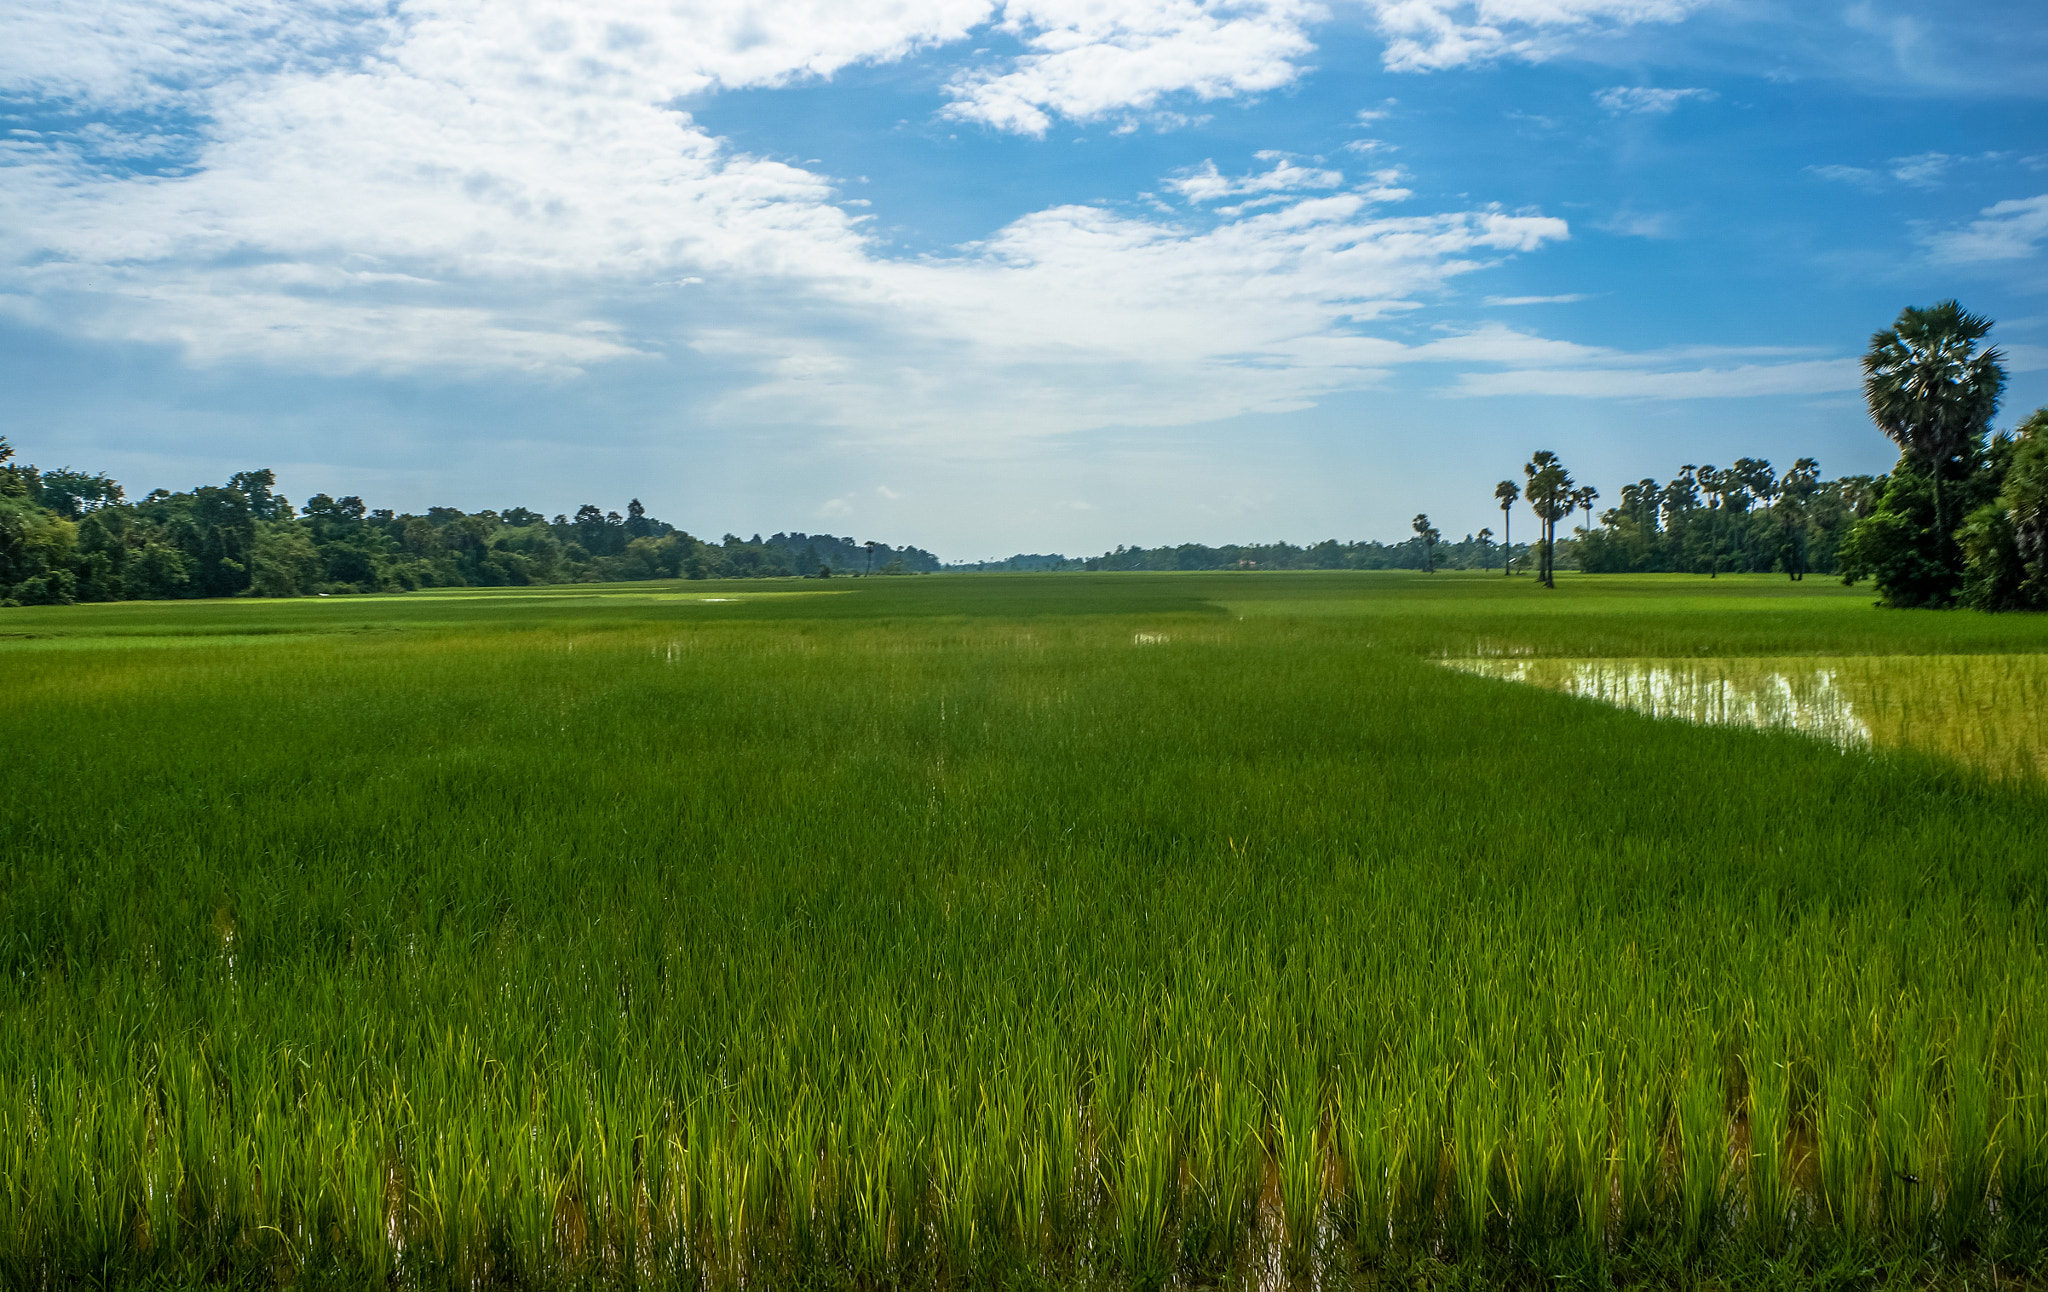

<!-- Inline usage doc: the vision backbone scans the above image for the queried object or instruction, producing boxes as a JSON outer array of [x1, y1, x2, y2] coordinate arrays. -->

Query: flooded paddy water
[[1447, 653, 2048, 781]]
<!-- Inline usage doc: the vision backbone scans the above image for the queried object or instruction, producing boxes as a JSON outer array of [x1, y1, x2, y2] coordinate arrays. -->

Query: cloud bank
[[0, 0, 1870, 457], [1364, 0, 1699, 72]]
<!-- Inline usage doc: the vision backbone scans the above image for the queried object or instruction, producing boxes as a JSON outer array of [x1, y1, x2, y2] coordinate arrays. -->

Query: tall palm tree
[[1494, 480, 1519, 575], [1863, 300, 2006, 554], [1412, 513, 1440, 572], [1523, 451, 1573, 588], [1697, 465, 1725, 578], [1661, 467, 1698, 547], [1732, 458, 1776, 513], [1565, 485, 1598, 573], [1778, 458, 1820, 581]]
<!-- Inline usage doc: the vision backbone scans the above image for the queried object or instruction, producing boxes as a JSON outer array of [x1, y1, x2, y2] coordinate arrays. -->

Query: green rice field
[[3, 572, 2046, 1289]]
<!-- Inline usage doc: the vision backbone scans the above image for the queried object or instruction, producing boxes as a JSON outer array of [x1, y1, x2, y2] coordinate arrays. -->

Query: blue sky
[[2, 0, 2044, 559]]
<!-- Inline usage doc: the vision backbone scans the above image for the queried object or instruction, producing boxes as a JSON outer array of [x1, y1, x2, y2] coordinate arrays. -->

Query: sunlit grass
[[2, 572, 2045, 1288]]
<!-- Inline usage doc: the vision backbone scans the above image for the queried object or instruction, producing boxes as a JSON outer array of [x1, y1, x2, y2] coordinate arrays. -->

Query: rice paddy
[[2, 571, 2045, 1289]]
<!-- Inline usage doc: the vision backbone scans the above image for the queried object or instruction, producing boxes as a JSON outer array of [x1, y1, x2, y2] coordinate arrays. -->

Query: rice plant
[[1, 571, 2044, 1287]]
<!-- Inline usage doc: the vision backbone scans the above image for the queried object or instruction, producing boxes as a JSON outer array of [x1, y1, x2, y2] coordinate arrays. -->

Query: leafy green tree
[[227, 469, 287, 520], [0, 439, 81, 604], [190, 486, 255, 597], [251, 523, 326, 597], [1959, 407, 2048, 611], [73, 512, 127, 600], [2009, 409, 2048, 602], [625, 498, 653, 539], [127, 540, 193, 600], [1836, 456, 2008, 608], [34, 468, 124, 518]]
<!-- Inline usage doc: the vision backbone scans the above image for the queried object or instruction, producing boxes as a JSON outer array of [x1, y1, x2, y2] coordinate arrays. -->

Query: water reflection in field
[[1448, 654, 2048, 781]]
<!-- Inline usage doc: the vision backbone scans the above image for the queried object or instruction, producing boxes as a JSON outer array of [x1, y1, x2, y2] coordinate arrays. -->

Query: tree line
[[1061, 533, 1527, 573], [0, 448, 937, 606], [1484, 451, 1867, 583], [8, 301, 2037, 609], [1485, 302, 2046, 610]]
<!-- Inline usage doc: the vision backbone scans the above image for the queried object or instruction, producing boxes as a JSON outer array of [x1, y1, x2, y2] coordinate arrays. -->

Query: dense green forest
[[0, 442, 937, 605]]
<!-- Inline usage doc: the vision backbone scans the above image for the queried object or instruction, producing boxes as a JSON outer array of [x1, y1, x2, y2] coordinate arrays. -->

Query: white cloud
[[1888, 151, 1956, 187], [1168, 155, 1344, 201], [0, 0, 388, 110], [1925, 194, 2048, 264], [694, 201, 1570, 444], [1339, 326, 1860, 401], [1806, 151, 2017, 192], [1363, 0, 1700, 72], [1596, 210, 1674, 238], [0, 283, 647, 376], [1450, 358, 1860, 400], [1, 0, 960, 372], [0, 0, 1621, 449], [1593, 85, 1716, 114], [1482, 293, 1590, 305], [942, 0, 1322, 136], [1806, 163, 1881, 188], [0, 0, 996, 110]]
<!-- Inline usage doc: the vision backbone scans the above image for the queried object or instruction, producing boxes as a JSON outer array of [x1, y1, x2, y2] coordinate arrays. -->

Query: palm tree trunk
[[1502, 510, 1511, 575]]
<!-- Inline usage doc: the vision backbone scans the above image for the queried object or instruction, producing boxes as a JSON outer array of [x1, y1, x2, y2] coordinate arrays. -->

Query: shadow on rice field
[[2, 571, 2045, 1289]]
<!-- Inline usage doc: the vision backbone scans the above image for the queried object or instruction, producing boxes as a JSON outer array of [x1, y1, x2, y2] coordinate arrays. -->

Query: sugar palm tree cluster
[[1521, 451, 1580, 588], [1845, 300, 2048, 609], [1863, 301, 2005, 553], [1410, 513, 1441, 573], [1482, 301, 2041, 607]]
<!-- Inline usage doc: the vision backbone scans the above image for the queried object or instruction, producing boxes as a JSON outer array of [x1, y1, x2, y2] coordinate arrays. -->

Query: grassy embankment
[[2, 572, 2045, 1288]]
